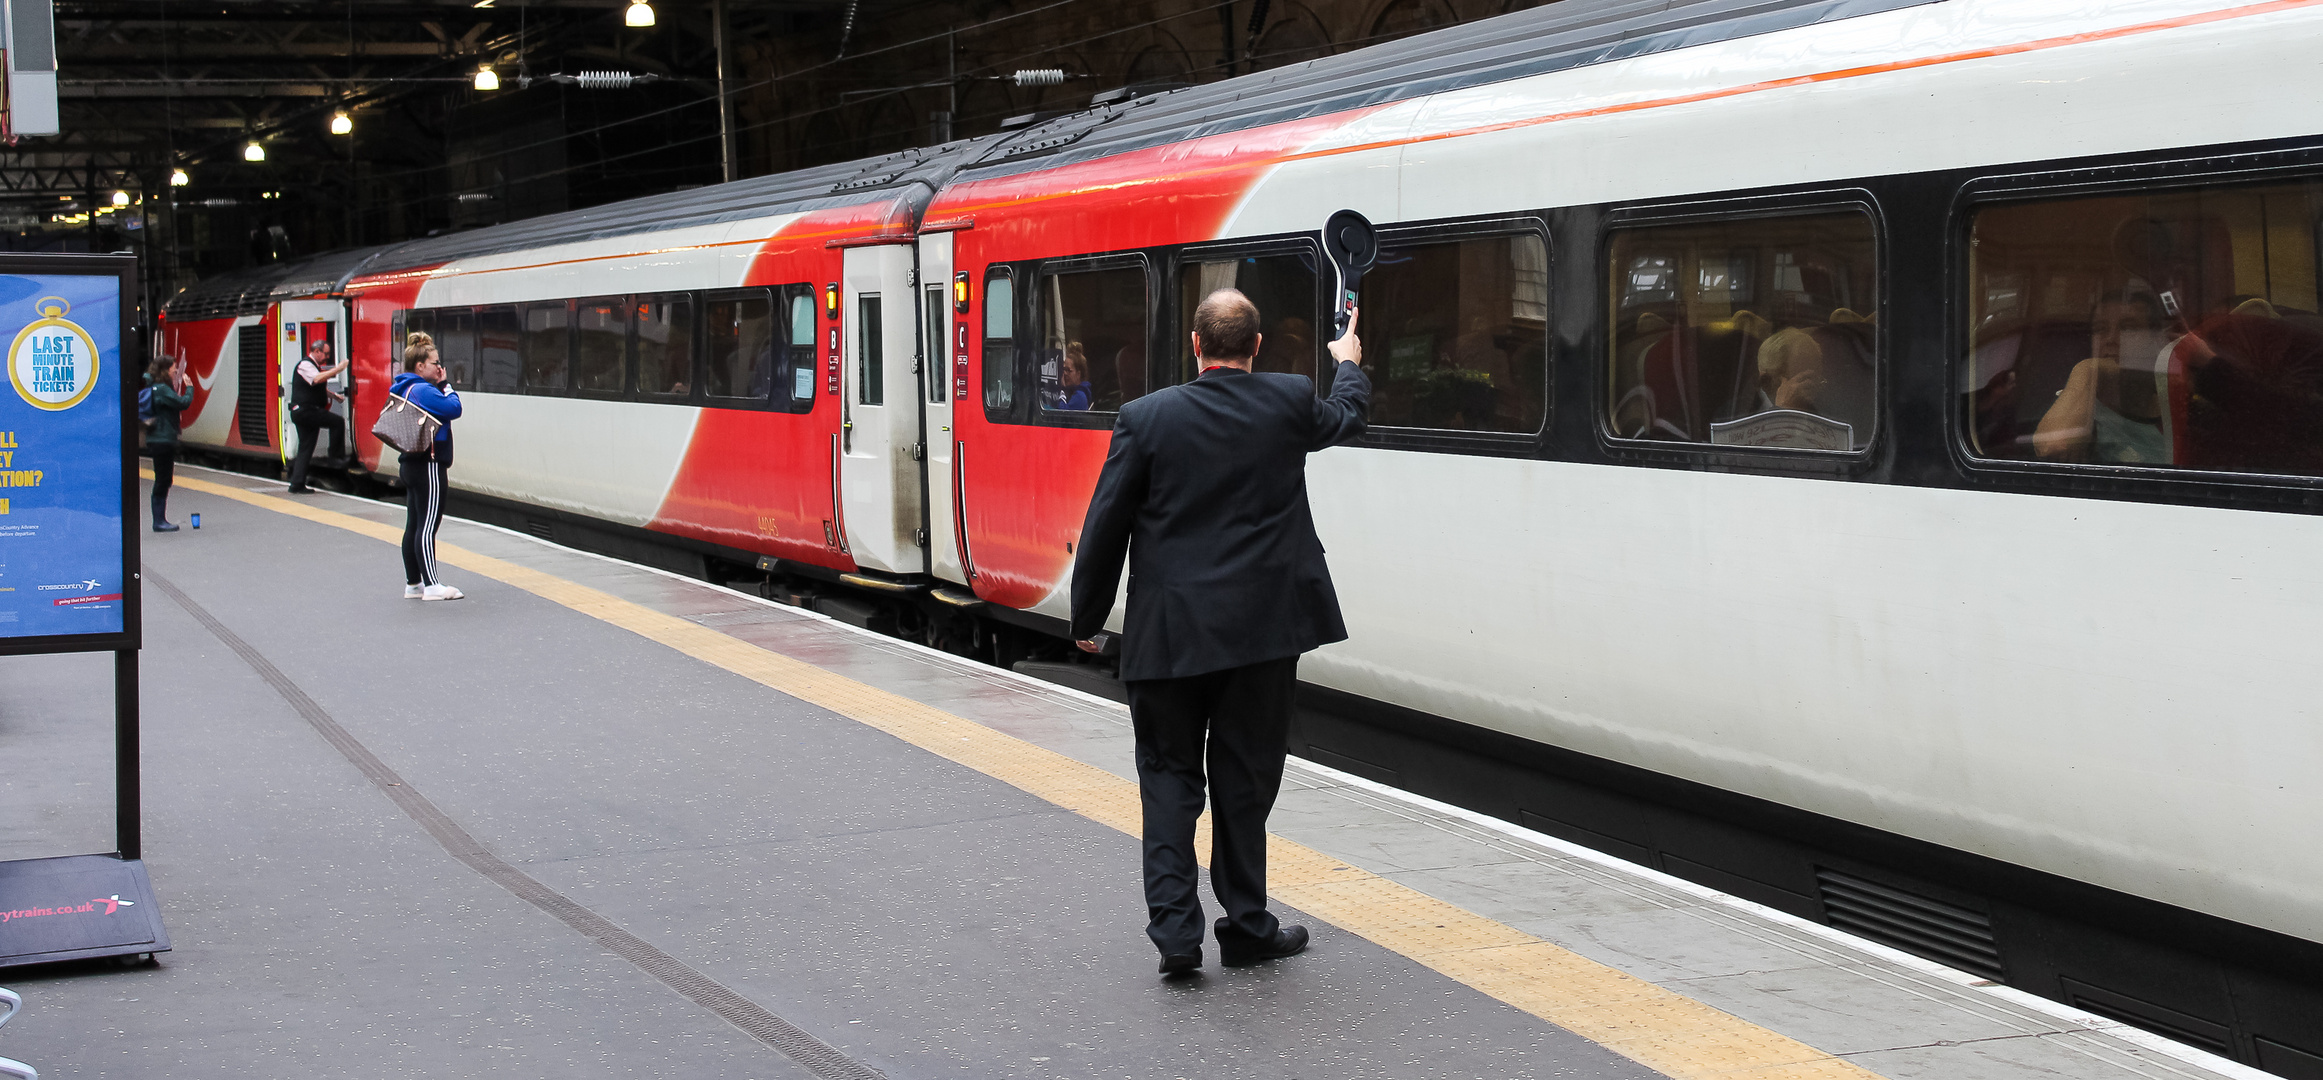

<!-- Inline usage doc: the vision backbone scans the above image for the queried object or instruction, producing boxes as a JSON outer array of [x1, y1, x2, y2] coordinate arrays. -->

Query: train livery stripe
[[154, 468, 1885, 1080]]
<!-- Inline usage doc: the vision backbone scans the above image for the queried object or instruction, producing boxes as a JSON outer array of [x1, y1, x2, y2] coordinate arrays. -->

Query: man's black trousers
[[287, 408, 347, 491], [1125, 655, 1298, 955]]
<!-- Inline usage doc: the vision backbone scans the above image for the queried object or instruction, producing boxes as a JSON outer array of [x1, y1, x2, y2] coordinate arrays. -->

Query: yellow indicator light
[[824, 283, 839, 320], [952, 271, 969, 313]]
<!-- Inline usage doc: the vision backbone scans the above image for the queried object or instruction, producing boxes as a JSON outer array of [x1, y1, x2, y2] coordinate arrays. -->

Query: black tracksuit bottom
[[1125, 655, 1298, 955], [148, 448, 175, 525], [399, 445, 449, 586]]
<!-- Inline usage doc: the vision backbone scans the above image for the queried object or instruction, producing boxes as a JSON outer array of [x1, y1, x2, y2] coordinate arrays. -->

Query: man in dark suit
[[1070, 288, 1369, 975]]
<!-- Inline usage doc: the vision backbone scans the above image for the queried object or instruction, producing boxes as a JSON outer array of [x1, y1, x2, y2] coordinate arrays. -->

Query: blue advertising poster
[[0, 273, 124, 641]]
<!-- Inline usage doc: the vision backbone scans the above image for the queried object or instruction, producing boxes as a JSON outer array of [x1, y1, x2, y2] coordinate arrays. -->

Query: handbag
[[370, 391, 441, 455]]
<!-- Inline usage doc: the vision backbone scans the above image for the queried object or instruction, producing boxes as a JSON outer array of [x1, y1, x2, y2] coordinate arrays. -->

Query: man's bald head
[[1193, 288, 1261, 362]]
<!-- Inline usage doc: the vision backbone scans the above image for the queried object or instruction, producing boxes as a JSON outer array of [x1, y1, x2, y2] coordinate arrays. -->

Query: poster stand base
[[0, 854, 170, 969]]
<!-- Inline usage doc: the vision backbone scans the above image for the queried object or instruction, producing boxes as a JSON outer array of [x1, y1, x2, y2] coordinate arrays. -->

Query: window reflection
[[1359, 233, 1548, 433], [635, 295, 693, 398], [1966, 183, 2323, 475], [1038, 264, 1147, 414], [477, 306, 520, 393], [521, 301, 570, 391], [703, 290, 774, 402], [1607, 214, 1876, 450], [1177, 252, 1318, 388], [573, 297, 627, 394]]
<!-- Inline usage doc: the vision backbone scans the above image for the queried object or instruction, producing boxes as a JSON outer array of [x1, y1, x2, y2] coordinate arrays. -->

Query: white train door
[[838, 243, 924, 575], [274, 298, 349, 467], [917, 230, 965, 586]]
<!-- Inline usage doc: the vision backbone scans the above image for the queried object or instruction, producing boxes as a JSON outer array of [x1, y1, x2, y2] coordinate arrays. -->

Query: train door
[[918, 230, 965, 586], [837, 243, 925, 575], [275, 299, 349, 467]]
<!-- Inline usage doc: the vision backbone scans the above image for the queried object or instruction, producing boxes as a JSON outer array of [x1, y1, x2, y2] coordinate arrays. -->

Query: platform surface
[[0, 463, 2267, 1080]]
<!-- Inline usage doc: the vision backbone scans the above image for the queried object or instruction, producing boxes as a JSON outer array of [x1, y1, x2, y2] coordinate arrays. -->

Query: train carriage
[[161, 0, 2323, 1067]]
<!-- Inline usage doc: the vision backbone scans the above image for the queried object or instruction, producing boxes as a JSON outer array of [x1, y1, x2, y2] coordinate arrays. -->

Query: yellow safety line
[[154, 470, 1884, 1080]]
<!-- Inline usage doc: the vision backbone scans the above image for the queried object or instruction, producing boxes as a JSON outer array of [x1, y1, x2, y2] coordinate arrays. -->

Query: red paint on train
[[158, 315, 237, 434], [933, 108, 1368, 609], [347, 268, 435, 471]]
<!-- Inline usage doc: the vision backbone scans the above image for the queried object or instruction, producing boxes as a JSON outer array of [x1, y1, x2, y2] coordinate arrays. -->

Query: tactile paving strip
[[166, 471, 1889, 1080]]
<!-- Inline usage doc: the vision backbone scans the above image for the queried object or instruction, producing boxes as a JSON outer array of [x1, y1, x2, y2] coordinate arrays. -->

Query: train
[[157, 0, 2323, 1068]]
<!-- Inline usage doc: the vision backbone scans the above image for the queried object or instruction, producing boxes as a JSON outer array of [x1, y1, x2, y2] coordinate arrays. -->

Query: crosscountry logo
[[8, 296, 100, 412]]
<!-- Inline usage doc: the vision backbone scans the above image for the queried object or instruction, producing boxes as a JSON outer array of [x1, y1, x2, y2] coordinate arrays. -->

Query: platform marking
[[145, 566, 891, 1080], [159, 470, 1886, 1080]]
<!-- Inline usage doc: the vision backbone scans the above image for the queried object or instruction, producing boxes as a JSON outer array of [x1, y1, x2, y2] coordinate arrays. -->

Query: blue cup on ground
[[190, 513, 200, 529]]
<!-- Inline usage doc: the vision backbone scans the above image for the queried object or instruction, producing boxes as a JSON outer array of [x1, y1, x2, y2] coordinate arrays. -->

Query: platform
[[0, 462, 2272, 1080]]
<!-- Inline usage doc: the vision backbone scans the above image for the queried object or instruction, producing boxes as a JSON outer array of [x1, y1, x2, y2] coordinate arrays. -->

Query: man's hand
[[1075, 638, 1103, 654], [1328, 308, 1362, 367]]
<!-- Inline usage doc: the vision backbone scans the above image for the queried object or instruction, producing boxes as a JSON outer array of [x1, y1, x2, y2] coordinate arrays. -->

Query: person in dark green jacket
[[144, 355, 192, 532]]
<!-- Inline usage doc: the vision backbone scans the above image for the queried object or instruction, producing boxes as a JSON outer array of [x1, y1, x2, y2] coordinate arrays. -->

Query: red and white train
[[160, 0, 2323, 1066]]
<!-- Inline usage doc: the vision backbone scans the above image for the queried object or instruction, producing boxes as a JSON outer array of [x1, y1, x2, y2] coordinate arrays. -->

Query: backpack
[[136, 386, 155, 430]]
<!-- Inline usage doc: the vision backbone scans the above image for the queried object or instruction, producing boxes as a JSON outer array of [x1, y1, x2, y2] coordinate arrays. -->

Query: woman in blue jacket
[[391, 332, 464, 600]]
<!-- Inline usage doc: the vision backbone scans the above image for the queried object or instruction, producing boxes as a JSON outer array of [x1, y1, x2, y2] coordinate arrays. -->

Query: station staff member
[[286, 337, 350, 494], [1070, 289, 1368, 975]]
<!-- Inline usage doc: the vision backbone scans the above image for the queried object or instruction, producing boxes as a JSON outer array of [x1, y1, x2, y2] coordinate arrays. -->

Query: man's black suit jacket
[[1069, 360, 1370, 682]]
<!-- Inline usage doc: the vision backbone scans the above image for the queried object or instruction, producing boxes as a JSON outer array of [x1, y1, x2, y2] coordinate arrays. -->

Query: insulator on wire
[[1013, 69, 1066, 87], [574, 70, 637, 90]]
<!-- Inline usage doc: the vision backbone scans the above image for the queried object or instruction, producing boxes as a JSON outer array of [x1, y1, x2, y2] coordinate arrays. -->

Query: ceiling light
[[110, 191, 129, 207], [625, 0, 655, 27], [330, 111, 352, 135], [243, 141, 266, 162], [169, 168, 189, 186], [474, 66, 500, 91]]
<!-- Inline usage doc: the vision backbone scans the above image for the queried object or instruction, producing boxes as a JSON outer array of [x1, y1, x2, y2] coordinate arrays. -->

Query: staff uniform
[[390, 371, 461, 593], [286, 354, 348, 493], [1070, 357, 1369, 963]]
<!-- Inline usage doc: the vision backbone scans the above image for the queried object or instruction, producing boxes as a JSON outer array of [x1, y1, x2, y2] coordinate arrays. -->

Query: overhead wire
[[346, 0, 1248, 217]]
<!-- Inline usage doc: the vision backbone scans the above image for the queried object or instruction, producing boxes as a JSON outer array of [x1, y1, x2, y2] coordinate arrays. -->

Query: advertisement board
[[0, 260, 137, 655]]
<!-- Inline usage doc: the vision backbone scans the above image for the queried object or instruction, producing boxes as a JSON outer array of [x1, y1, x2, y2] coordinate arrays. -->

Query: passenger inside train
[[1039, 265, 1143, 412], [1607, 212, 1877, 450], [1966, 179, 2323, 476], [2030, 292, 2169, 464]]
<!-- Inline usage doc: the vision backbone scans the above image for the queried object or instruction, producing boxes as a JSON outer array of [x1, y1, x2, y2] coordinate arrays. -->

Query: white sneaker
[[422, 583, 464, 602], [404, 584, 423, 599]]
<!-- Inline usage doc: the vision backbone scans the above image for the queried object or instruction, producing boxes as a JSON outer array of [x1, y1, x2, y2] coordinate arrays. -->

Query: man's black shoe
[[1219, 924, 1308, 967], [151, 520, 179, 533], [1158, 949, 1202, 975]]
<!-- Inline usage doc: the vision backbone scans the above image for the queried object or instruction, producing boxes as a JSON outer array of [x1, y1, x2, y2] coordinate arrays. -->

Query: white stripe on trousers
[[419, 459, 443, 585]]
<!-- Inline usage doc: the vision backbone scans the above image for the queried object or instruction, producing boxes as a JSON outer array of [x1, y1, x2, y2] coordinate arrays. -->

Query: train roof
[[350, 136, 1006, 278], [956, 0, 1942, 181], [161, 242, 401, 322]]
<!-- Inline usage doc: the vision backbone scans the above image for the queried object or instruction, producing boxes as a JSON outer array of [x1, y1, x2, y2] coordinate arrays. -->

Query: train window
[[477, 306, 520, 393], [1036, 262, 1147, 416], [778, 285, 816, 411], [401, 309, 435, 369], [521, 301, 571, 393], [1360, 233, 1548, 432], [1964, 180, 2323, 476], [702, 288, 775, 403], [924, 286, 947, 404], [982, 267, 1016, 418], [433, 309, 476, 389], [573, 296, 628, 395], [1177, 251, 1320, 390], [634, 294, 694, 400], [858, 295, 884, 405], [1607, 213, 1876, 450]]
